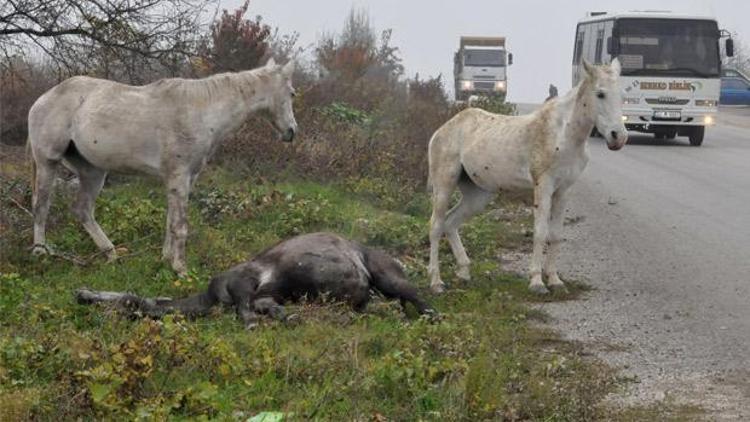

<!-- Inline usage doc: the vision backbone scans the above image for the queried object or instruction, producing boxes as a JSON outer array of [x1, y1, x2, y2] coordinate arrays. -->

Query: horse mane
[[147, 66, 275, 102]]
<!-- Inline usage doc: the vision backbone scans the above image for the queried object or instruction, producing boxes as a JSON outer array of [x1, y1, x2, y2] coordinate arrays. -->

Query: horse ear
[[266, 57, 276, 67], [582, 60, 596, 78], [610, 57, 621, 76], [282, 60, 295, 78]]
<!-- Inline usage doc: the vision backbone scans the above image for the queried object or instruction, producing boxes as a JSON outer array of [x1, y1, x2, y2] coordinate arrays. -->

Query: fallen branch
[[8, 195, 33, 218]]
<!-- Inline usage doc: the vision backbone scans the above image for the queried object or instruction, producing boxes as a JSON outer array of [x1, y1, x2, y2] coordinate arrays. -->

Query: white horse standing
[[28, 59, 298, 274], [427, 59, 627, 294]]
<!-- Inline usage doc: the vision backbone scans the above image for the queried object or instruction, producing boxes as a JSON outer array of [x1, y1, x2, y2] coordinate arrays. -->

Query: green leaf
[[246, 411, 292, 422], [89, 382, 113, 403]]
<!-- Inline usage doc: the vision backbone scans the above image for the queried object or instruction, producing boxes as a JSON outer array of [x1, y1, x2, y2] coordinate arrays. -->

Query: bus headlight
[[621, 115, 628, 122], [461, 80, 473, 91], [704, 115, 715, 125], [695, 99, 718, 107], [622, 97, 640, 105], [494, 81, 506, 91]]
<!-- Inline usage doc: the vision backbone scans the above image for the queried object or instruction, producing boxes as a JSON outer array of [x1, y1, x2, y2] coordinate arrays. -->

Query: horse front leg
[[165, 174, 191, 276], [544, 189, 569, 293], [164, 172, 199, 262], [529, 180, 554, 294], [162, 206, 174, 262]]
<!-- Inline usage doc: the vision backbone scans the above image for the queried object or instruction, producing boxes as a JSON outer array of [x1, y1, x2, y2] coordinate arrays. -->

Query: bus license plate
[[654, 110, 681, 119]]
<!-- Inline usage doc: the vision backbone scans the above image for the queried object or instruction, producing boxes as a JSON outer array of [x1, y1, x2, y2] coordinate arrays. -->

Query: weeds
[[0, 168, 630, 419]]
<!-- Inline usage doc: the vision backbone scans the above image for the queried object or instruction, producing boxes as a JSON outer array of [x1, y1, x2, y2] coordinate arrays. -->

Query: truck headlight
[[494, 81, 506, 91], [461, 80, 473, 90], [622, 97, 640, 105], [695, 99, 717, 107], [704, 115, 715, 125]]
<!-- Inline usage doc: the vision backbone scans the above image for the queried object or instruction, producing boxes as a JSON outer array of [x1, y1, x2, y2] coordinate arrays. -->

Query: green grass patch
[[0, 169, 684, 419]]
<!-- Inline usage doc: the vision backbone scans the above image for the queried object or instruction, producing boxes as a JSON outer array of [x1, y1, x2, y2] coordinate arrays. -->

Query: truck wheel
[[689, 126, 705, 146]]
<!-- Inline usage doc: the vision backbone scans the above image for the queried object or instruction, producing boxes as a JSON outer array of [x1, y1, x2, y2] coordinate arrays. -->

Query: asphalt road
[[517, 104, 750, 419]]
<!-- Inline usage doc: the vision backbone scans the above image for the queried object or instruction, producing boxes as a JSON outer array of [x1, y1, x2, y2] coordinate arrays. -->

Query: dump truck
[[454, 36, 513, 102]]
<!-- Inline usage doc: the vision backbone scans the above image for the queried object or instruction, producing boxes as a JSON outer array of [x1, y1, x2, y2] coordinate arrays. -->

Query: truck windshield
[[616, 19, 720, 78], [464, 49, 505, 67]]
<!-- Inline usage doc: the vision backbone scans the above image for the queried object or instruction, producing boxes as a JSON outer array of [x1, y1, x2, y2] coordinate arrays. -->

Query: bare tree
[[0, 0, 213, 79]]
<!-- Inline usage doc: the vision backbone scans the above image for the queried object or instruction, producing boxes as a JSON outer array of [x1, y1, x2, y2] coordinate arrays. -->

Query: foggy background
[[222, 0, 749, 103]]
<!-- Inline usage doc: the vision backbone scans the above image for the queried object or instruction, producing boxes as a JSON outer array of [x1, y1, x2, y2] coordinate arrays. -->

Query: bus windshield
[[616, 19, 720, 78], [464, 49, 505, 67]]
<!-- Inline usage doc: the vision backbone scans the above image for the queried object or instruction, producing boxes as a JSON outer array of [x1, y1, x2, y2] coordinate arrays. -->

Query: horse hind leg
[[427, 160, 463, 294], [31, 158, 58, 256], [67, 151, 116, 261], [366, 247, 434, 315], [444, 177, 493, 282], [241, 297, 286, 330]]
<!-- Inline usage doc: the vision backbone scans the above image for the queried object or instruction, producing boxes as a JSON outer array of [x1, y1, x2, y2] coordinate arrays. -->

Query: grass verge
[[0, 167, 675, 420]]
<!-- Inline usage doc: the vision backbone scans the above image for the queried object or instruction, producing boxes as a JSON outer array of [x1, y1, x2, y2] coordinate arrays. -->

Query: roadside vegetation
[[1, 2, 703, 420], [1, 167, 614, 420]]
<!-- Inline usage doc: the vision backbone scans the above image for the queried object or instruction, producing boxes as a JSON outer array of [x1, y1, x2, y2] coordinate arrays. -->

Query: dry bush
[[212, 8, 510, 187], [213, 71, 461, 188], [0, 58, 56, 146], [196, 0, 270, 75]]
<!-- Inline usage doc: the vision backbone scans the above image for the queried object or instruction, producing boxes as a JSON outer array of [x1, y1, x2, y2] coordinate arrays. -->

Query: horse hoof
[[529, 284, 550, 295], [548, 283, 568, 294], [284, 313, 301, 326], [75, 288, 95, 304], [172, 263, 188, 277], [421, 309, 442, 323], [106, 251, 118, 263], [430, 283, 446, 294], [456, 267, 471, 282], [31, 244, 49, 257]]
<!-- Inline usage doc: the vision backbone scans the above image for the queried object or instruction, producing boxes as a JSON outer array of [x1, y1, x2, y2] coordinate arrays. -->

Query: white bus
[[573, 11, 734, 146]]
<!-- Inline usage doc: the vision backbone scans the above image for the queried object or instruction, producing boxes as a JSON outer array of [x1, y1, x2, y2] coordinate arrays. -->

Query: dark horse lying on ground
[[76, 233, 434, 328]]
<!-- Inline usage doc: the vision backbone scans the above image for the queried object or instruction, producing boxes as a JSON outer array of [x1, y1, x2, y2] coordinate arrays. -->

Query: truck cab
[[454, 36, 512, 102]]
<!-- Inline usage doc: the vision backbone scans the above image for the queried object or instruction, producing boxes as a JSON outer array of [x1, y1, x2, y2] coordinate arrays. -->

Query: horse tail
[[364, 248, 434, 315], [75, 288, 217, 318]]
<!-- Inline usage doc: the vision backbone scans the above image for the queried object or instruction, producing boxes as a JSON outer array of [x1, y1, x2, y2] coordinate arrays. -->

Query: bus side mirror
[[726, 38, 734, 57], [606, 37, 619, 55], [508, 53, 513, 65]]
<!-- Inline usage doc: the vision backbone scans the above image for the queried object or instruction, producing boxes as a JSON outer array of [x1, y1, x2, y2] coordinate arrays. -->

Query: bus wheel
[[689, 126, 705, 146]]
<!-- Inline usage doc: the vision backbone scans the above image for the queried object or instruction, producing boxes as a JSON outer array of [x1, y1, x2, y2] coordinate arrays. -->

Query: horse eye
[[597, 92, 606, 99], [291, 92, 296, 98]]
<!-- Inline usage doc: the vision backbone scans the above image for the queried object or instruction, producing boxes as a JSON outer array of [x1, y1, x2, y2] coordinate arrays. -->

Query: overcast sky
[[223, 0, 749, 103]]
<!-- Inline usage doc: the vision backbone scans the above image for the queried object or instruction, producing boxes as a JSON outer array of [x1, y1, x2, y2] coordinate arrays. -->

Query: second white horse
[[427, 59, 627, 294]]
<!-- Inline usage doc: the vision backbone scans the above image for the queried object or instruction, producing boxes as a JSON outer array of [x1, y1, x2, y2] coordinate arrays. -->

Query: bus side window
[[574, 30, 585, 64], [595, 29, 605, 64]]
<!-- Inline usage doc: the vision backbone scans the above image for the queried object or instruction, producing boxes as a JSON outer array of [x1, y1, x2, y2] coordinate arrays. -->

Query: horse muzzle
[[281, 128, 295, 143], [606, 128, 628, 151]]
